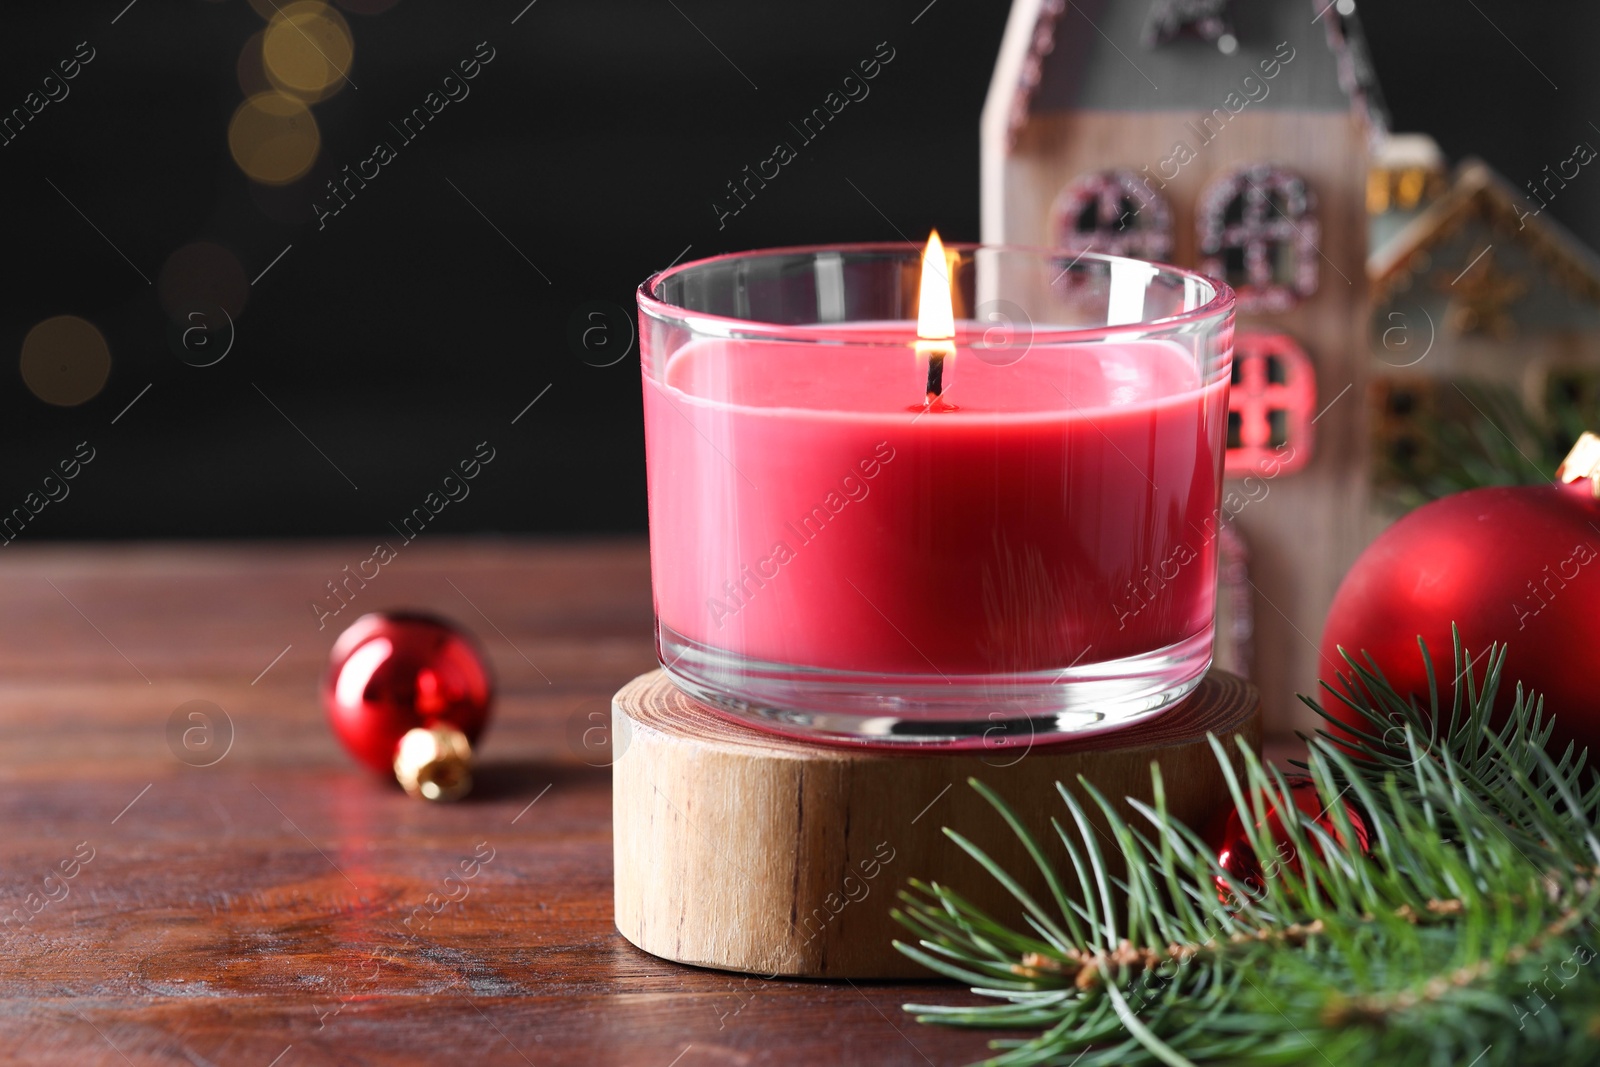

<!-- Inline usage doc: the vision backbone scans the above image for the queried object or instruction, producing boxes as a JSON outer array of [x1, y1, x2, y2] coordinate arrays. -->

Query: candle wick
[[925, 351, 945, 403], [919, 339, 953, 408]]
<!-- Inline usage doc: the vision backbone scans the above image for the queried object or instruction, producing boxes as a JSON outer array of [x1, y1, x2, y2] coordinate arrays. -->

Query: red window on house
[[1225, 332, 1316, 478], [1050, 169, 1172, 261], [1198, 164, 1319, 312]]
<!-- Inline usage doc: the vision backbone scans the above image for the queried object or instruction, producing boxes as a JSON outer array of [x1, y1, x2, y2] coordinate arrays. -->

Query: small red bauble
[[323, 612, 493, 800], [1206, 776, 1370, 902], [1320, 436, 1600, 758]]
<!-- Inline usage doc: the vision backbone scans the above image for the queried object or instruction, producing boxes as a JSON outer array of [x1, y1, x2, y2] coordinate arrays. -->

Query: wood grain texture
[[0, 539, 1041, 1066], [614, 669, 1262, 978]]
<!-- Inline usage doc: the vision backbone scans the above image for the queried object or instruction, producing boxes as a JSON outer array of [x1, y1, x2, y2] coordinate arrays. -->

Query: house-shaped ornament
[[981, 0, 1383, 732], [1368, 141, 1600, 497]]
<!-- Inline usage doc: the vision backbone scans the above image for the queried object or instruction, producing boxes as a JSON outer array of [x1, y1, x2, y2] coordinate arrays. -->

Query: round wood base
[[611, 669, 1261, 979]]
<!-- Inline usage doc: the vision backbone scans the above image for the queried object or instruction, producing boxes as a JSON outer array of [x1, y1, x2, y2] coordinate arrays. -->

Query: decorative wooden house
[[1367, 144, 1600, 497], [982, 0, 1384, 732]]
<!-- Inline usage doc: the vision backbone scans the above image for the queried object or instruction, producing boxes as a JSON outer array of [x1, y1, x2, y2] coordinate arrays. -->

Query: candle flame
[[1556, 430, 1600, 499], [917, 230, 955, 342], [915, 231, 957, 407]]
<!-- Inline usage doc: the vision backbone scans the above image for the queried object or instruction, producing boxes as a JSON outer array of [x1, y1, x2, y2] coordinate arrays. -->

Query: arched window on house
[[1225, 332, 1316, 478], [1050, 169, 1172, 261], [1198, 165, 1319, 312]]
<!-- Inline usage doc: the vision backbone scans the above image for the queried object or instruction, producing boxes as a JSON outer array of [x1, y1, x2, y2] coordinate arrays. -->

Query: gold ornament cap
[[1555, 431, 1600, 499], [393, 725, 473, 802]]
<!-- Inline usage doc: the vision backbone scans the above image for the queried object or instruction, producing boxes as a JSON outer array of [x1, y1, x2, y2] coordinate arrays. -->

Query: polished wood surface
[[613, 669, 1260, 978], [0, 539, 1045, 1066]]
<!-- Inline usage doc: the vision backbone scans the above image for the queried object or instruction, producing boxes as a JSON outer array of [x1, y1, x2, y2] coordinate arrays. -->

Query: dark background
[[2, 0, 1595, 540]]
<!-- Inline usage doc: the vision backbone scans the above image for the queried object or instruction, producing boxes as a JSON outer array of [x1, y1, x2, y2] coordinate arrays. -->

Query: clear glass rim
[[637, 241, 1236, 347]]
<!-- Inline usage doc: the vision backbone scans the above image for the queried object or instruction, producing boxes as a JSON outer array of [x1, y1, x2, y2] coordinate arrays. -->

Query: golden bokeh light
[[236, 29, 272, 97], [229, 91, 321, 185], [263, 2, 354, 103], [20, 316, 111, 407]]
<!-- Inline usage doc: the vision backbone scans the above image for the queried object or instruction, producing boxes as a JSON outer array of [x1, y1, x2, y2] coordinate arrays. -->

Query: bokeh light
[[263, 2, 354, 103], [20, 316, 111, 407], [228, 91, 321, 185], [159, 242, 250, 322], [236, 30, 272, 97]]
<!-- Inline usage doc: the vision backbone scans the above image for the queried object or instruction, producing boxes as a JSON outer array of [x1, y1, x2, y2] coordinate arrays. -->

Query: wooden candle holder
[[611, 669, 1261, 979]]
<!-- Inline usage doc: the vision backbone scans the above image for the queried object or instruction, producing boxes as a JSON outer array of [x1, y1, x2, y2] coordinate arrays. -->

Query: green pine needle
[[894, 632, 1600, 1067]]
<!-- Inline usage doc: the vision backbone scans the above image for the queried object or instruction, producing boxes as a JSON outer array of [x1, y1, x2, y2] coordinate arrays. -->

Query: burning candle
[[638, 239, 1233, 746], [918, 230, 956, 407]]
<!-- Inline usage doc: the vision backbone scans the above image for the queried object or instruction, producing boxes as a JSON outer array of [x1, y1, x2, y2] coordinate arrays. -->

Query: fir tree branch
[[894, 636, 1600, 1067]]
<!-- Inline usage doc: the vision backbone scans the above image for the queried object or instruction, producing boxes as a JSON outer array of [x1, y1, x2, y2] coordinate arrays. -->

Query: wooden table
[[0, 539, 1034, 1066]]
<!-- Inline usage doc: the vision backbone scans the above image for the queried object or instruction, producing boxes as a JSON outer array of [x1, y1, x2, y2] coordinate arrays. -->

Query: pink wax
[[643, 332, 1229, 677]]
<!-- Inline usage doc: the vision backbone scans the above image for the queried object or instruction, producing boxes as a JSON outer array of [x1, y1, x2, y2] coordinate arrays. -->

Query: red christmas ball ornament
[[1206, 776, 1370, 902], [1320, 434, 1600, 757], [323, 612, 494, 801]]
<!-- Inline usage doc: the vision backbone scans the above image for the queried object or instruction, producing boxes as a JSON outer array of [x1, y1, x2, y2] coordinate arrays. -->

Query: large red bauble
[[1206, 775, 1370, 902], [323, 612, 494, 775], [1320, 479, 1600, 756]]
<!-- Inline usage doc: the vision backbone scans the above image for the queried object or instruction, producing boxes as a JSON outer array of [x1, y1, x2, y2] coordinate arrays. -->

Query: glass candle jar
[[638, 243, 1234, 746]]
